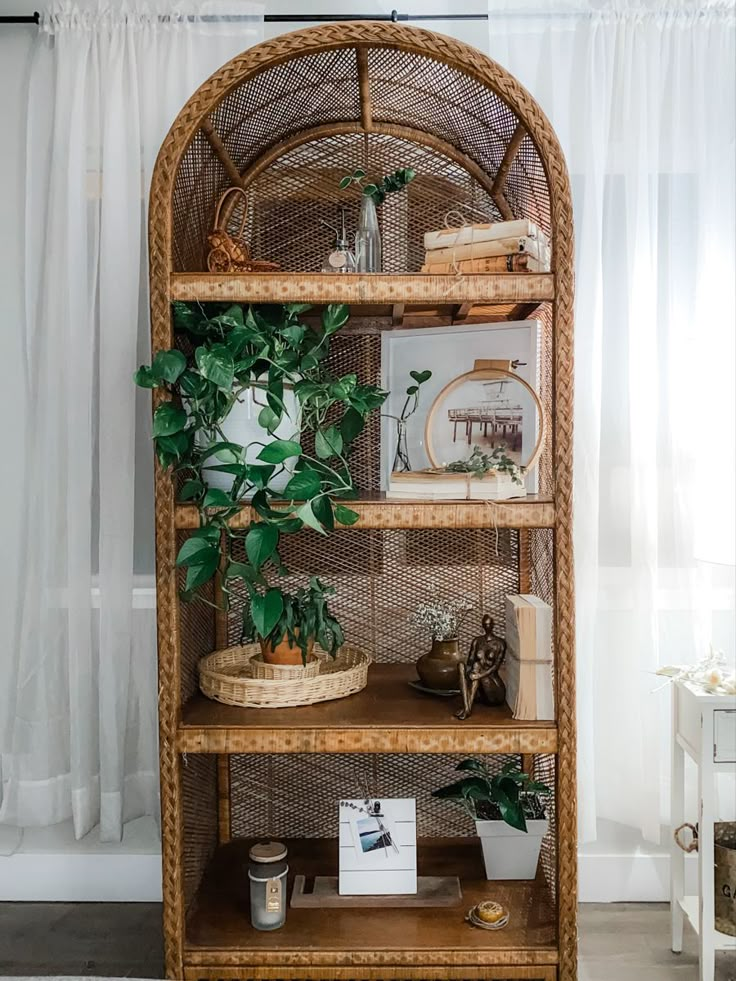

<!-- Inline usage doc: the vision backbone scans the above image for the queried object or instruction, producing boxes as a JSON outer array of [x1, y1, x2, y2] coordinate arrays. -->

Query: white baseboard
[[0, 851, 162, 901], [578, 850, 696, 902], [0, 845, 695, 903]]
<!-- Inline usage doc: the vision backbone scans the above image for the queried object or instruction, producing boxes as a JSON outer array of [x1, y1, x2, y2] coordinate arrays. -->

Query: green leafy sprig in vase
[[339, 167, 416, 272], [383, 369, 432, 473]]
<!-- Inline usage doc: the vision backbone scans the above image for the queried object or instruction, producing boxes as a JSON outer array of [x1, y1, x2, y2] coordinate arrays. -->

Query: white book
[[424, 235, 548, 264], [424, 220, 545, 251], [502, 594, 554, 721], [386, 470, 526, 501]]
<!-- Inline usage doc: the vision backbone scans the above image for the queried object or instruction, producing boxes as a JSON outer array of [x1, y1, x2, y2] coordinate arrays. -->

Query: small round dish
[[465, 901, 510, 930]]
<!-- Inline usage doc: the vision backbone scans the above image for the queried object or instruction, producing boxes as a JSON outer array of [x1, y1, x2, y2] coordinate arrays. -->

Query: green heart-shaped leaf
[[195, 343, 234, 391], [334, 504, 359, 527], [245, 523, 279, 571], [250, 588, 284, 639], [152, 349, 187, 384], [152, 403, 187, 437], [257, 439, 302, 464], [315, 425, 343, 460], [175, 537, 218, 567], [284, 469, 322, 500]]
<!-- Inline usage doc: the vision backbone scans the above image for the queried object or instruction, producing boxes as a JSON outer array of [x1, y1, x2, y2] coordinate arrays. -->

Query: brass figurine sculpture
[[456, 614, 507, 720]]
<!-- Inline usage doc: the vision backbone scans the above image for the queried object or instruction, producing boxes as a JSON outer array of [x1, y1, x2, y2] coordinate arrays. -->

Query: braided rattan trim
[[174, 498, 555, 530], [169, 272, 555, 304], [183, 966, 559, 980], [177, 724, 558, 757]]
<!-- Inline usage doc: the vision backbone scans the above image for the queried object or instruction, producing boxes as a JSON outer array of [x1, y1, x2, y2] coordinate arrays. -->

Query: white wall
[[0, 0, 721, 903]]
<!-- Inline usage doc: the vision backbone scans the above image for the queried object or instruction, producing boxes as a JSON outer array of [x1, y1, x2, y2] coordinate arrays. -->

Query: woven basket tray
[[199, 643, 371, 708]]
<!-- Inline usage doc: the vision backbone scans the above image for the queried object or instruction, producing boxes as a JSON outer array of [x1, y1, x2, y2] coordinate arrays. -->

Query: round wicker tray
[[199, 643, 371, 708]]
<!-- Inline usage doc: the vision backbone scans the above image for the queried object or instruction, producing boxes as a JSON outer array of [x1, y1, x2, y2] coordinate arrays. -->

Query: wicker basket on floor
[[199, 642, 371, 708]]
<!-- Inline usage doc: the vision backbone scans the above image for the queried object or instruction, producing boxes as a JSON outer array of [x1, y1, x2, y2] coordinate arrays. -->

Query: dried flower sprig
[[411, 596, 473, 641]]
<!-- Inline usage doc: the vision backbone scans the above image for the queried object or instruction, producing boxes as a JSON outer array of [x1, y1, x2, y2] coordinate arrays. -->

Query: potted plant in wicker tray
[[433, 759, 551, 880]]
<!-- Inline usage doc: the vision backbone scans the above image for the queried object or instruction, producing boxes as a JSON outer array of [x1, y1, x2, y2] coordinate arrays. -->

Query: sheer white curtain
[[487, 0, 736, 841], [0, 1, 264, 841]]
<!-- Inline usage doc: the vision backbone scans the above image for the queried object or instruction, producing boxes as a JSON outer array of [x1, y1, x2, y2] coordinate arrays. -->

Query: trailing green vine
[[136, 301, 387, 648]]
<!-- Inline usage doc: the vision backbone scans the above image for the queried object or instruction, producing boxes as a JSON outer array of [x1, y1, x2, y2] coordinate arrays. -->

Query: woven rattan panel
[[241, 132, 501, 275], [225, 527, 520, 656], [172, 45, 551, 272], [182, 752, 218, 911], [177, 530, 217, 703]]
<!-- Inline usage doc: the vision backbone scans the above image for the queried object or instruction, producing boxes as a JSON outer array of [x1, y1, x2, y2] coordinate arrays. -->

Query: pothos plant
[[136, 300, 388, 648]]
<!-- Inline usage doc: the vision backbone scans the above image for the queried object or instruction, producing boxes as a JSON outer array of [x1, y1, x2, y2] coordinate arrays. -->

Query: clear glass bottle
[[355, 194, 382, 273], [248, 841, 288, 931], [320, 209, 356, 274]]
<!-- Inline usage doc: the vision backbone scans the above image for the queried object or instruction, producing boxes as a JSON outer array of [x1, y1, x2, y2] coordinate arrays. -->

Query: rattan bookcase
[[148, 22, 576, 981]]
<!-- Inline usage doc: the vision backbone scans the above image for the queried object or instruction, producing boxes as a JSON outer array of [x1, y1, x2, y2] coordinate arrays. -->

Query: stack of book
[[421, 219, 551, 274], [386, 469, 526, 501], [502, 594, 554, 721]]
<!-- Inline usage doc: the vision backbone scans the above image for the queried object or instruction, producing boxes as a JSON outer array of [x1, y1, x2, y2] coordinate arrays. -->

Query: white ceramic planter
[[200, 384, 301, 495], [475, 817, 548, 880]]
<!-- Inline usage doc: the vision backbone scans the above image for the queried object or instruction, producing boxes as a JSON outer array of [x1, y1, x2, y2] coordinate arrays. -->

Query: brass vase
[[416, 638, 463, 691]]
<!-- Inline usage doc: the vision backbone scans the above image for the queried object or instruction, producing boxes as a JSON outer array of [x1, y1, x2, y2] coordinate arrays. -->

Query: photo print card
[[338, 798, 417, 895]]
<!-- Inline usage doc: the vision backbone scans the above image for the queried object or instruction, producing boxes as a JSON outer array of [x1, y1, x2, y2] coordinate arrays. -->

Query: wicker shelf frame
[[148, 22, 575, 981]]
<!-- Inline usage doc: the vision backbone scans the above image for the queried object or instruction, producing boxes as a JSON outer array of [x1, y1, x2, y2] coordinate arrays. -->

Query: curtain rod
[[2, 11, 494, 26]]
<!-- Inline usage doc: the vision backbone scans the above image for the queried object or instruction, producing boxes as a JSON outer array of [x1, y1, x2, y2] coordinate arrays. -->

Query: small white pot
[[200, 383, 301, 495], [475, 817, 548, 880]]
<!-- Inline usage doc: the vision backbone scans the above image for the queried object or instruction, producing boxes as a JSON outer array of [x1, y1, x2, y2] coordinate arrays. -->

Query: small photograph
[[356, 814, 394, 854]]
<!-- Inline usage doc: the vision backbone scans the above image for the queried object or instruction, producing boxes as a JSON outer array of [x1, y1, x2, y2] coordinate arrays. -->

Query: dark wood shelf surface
[[178, 663, 557, 755], [174, 493, 555, 531], [185, 837, 557, 970]]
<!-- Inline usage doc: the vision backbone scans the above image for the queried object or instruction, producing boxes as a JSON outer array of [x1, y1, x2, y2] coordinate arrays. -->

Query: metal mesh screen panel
[[242, 132, 500, 275], [229, 752, 520, 839], [225, 527, 520, 658]]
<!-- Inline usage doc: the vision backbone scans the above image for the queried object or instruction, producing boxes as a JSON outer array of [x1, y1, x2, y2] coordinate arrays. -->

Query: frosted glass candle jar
[[248, 841, 288, 930]]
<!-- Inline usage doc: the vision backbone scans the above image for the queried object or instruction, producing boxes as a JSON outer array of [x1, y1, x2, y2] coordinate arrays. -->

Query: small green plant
[[242, 577, 344, 662], [432, 759, 551, 832], [444, 445, 525, 485], [339, 167, 416, 205]]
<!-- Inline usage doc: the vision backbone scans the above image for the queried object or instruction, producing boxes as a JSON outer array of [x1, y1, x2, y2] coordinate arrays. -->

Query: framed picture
[[380, 321, 541, 492], [339, 798, 417, 895]]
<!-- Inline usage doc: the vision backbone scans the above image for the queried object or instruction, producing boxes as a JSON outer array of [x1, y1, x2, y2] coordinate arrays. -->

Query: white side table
[[670, 679, 736, 980]]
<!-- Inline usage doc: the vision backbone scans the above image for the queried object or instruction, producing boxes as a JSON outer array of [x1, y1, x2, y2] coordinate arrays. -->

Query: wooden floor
[[0, 900, 733, 979]]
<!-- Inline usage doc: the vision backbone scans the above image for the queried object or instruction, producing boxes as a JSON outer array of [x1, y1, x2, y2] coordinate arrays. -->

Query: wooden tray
[[290, 874, 462, 908]]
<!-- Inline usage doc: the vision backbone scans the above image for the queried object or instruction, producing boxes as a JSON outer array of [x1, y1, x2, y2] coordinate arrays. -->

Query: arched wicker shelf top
[[152, 23, 572, 281]]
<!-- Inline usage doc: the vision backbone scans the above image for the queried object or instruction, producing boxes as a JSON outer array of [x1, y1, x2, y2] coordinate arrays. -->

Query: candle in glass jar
[[248, 841, 288, 931]]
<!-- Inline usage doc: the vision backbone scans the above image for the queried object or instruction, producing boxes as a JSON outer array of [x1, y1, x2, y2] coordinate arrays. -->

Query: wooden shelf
[[174, 493, 555, 531], [169, 272, 553, 327], [178, 663, 557, 754], [184, 838, 557, 974]]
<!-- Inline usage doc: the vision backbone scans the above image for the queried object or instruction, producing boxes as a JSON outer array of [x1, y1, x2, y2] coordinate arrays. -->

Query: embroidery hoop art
[[423, 359, 546, 475]]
